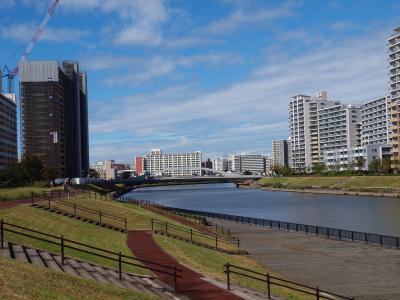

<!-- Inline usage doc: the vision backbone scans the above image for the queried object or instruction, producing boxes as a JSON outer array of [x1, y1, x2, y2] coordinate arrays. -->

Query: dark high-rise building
[[0, 93, 17, 170], [19, 61, 89, 178]]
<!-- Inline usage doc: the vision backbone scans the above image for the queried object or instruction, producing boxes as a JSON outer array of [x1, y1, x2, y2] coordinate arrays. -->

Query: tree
[[368, 158, 382, 174], [312, 163, 326, 175], [381, 158, 392, 174], [355, 157, 365, 173], [120, 171, 131, 179], [0, 156, 45, 187], [88, 169, 99, 178]]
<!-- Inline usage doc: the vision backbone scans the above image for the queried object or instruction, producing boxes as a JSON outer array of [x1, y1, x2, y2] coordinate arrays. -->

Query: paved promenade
[[210, 218, 400, 300]]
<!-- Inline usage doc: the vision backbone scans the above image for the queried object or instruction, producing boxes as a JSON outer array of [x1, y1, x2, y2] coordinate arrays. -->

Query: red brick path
[[127, 230, 243, 300]]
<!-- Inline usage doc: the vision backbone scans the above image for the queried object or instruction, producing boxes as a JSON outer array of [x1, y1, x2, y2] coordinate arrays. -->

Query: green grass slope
[[0, 256, 159, 300]]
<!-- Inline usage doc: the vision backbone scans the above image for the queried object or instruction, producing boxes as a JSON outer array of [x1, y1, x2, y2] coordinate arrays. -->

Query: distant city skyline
[[1, 1, 400, 162]]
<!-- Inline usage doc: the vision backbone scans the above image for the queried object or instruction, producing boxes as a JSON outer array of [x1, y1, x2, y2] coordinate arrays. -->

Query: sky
[[1, 0, 400, 163]]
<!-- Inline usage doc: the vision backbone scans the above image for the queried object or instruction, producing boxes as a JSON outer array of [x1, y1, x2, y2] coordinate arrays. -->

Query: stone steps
[[0, 241, 179, 300], [30, 204, 126, 233]]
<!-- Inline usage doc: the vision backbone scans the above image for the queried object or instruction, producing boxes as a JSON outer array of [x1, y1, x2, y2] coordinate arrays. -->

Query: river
[[125, 183, 400, 236]]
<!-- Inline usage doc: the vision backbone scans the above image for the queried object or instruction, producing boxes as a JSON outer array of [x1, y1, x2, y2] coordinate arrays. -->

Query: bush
[[0, 157, 45, 188]]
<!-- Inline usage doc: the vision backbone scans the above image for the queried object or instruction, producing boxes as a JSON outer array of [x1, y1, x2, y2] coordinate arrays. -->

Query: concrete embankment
[[209, 218, 400, 300], [239, 184, 400, 198]]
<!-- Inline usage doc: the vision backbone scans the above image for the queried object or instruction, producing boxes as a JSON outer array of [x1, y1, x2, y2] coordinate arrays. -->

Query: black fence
[[0, 219, 181, 292], [151, 218, 240, 250], [32, 193, 128, 232], [224, 263, 354, 300], [157, 207, 400, 249]]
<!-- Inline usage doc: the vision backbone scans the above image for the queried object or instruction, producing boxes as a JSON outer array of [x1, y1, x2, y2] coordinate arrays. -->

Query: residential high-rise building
[[318, 104, 362, 163], [272, 140, 289, 167], [233, 154, 266, 174], [19, 61, 89, 179], [361, 96, 389, 146], [388, 27, 400, 164], [143, 149, 202, 176], [289, 91, 339, 172], [213, 158, 228, 172], [135, 156, 145, 175], [0, 93, 17, 170]]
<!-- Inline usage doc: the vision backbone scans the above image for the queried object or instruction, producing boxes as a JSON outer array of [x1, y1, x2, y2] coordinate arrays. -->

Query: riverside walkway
[[210, 218, 400, 300]]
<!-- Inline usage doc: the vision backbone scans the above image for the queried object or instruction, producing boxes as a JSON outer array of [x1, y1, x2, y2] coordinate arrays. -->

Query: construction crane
[[2, 0, 60, 93]]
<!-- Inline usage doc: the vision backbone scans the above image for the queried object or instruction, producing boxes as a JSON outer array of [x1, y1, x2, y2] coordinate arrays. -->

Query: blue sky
[[1, 0, 400, 163]]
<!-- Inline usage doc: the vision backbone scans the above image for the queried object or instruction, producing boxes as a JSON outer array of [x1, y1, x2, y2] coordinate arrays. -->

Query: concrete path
[[210, 218, 400, 300]]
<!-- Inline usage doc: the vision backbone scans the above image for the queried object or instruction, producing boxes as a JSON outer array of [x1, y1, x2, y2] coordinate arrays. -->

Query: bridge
[[90, 175, 262, 190]]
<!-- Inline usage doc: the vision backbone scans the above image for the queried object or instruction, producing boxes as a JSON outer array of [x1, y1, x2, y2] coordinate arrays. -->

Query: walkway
[[127, 230, 243, 300], [210, 218, 400, 300], [0, 198, 32, 210]]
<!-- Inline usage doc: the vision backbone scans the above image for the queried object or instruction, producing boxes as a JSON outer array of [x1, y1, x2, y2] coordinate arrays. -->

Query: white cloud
[[61, 0, 168, 47], [0, 23, 89, 43], [89, 29, 388, 160], [95, 52, 242, 85], [201, 3, 294, 35]]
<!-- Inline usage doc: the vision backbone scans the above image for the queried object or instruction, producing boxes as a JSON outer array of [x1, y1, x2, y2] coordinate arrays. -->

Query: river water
[[126, 183, 400, 236]]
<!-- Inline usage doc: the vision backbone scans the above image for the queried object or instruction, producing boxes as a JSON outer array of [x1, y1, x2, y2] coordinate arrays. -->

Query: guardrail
[[223, 263, 354, 300], [151, 218, 240, 251], [32, 193, 128, 232], [155, 206, 400, 250], [0, 219, 181, 292]]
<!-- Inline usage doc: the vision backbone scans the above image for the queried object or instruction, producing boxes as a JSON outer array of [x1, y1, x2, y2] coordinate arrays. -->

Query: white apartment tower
[[361, 96, 389, 146], [144, 149, 202, 176], [318, 104, 362, 162], [289, 91, 339, 172], [272, 140, 289, 167], [388, 27, 400, 163]]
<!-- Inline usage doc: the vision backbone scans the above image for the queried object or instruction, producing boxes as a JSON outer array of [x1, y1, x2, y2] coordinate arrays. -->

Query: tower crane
[[2, 0, 60, 94]]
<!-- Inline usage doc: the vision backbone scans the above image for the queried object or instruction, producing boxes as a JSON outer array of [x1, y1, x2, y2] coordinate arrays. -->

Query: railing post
[[351, 231, 354, 241], [31, 192, 34, 204], [61, 235, 64, 265], [1, 219, 3, 249], [225, 263, 231, 290], [58, 191, 61, 200], [174, 265, 178, 293], [267, 273, 271, 299], [118, 251, 122, 280], [48, 196, 51, 209], [215, 236, 218, 250], [125, 218, 127, 232], [397, 237, 399, 249], [151, 219, 154, 231], [237, 239, 240, 249], [380, 235, 383, 246], [165, 222, 168, 234], [316, 286, 320, 300], [73, 203, 76, 215], [190, 229, 193, 242], [99, 211, 102, 224]]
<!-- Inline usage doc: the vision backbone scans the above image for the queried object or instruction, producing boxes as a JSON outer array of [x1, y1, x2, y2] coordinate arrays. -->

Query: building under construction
[[19, 61, 89, 179], [0, 93, 17, 170]]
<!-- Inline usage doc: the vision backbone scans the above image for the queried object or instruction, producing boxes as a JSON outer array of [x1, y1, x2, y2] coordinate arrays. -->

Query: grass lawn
[[0, 205, 148, 275], [0, 194, 313, 299], [258, 177, 347, 188], [0, 186, 62, 201], [0, 256, 160, 300], [154, 235, 313, 300], [258, 176, 400, 191], [55, 195, 236, 251]]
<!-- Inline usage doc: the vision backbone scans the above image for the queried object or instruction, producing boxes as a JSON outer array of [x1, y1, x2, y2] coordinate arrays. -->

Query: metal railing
[[31, 193, 128, 232], [156, 206, 400, 250], [151, 218, 240, 251], [224, 263, 354, 300], [0, 219, 181, 292]]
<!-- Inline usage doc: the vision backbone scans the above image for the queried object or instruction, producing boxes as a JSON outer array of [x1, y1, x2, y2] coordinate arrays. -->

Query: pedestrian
[[63, 180, 70, 199]]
